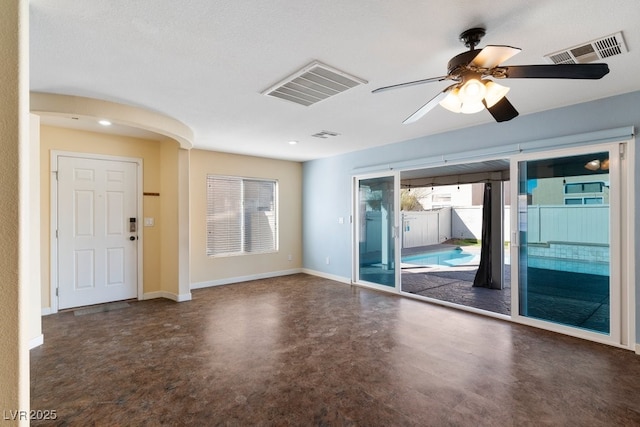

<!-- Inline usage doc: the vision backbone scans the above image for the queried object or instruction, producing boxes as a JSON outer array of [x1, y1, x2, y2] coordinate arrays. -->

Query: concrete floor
[[401, 257, 609, 333], [401, 265, 512, 315], [31, 274, 640, 425], [400, 243, 511, 316]]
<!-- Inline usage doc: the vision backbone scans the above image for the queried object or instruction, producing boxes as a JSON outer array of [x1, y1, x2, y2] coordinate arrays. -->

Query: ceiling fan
[[372, 28, 610, 124]]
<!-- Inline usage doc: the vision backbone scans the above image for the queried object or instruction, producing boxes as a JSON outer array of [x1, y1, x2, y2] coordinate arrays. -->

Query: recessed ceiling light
[[98, 119, 112, 126], [288, 140, 298, 145]]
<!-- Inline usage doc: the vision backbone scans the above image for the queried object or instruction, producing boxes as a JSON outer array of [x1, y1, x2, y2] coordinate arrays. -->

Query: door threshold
[[65, 300, 134, 316]]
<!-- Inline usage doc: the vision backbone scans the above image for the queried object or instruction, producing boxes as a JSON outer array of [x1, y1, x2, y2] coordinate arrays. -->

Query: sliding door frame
[[352, 171, 401, 294], [349, 130, 634, 351], [510, 141, 634, 348]]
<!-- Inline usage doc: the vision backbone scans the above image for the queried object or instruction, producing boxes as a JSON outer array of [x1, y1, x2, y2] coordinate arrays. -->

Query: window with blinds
[[206, 175, 278, 256]]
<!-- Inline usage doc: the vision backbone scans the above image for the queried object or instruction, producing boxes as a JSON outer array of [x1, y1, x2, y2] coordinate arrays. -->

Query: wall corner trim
[[29, 335, 44, 350], [142, 291, 192, 302], [175, 293, 192, 302]]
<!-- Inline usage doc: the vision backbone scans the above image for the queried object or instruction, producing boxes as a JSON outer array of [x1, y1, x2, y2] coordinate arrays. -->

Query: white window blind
[[206, 175, 277, 256]]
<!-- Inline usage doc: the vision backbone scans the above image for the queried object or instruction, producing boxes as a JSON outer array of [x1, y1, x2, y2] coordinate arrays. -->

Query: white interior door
[[57, 156, 138, 309]]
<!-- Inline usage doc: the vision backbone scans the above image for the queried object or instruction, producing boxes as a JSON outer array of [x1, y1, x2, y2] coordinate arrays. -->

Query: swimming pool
[[401, 248, 477, 267]]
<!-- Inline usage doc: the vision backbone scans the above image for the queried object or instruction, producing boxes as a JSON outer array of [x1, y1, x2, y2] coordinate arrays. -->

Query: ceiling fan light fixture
[[439, 84, 486, 114], [585, 159, 601, 171], [439, 88, 462, 113], [459, 78, 487, 103], [483, 80, 510, 108], [584, 158, 610, 171], [373, 27, 610, 124], [460, 100, 485, 114]]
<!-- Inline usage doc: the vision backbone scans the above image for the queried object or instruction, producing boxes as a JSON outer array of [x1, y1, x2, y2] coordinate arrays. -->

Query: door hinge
[[54, 171, 58, 180], [620, 143, 626, 160], [56, 288, 58, 296], [55, 229, 58, 239]]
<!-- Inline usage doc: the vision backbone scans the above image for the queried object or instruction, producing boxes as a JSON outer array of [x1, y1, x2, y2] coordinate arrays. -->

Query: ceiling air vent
[[311, 130, 340, 139], [263, 61, 367, 107], [544, 31, 627, 64]]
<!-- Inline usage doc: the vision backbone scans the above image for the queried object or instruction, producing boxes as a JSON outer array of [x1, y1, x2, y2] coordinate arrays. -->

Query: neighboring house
[[418, 182, 512, 210], [531, 175, 610, 205], [416, 183, 481, 210]]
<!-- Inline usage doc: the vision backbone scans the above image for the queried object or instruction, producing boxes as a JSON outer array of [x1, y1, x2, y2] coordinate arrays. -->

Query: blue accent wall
[[302, 90, 640, 340]]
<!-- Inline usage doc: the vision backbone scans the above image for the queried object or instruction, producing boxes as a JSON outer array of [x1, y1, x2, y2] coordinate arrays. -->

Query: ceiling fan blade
[[403, 85, 456, 124], [502, 63, 609, 79], [484, 96, 519, 122], [470, 45, 521, 69], [372, 76, 448, 94]]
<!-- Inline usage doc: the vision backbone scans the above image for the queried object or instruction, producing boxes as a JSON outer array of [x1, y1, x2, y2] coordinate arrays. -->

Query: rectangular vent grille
[[263, 61, 367, 106], [544, 31, 627, 64]]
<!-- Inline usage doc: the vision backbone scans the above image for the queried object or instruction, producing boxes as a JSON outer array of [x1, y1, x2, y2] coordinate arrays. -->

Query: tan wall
[[39, 125, 180, 308], [190, 150, 302, 285], [40, 131, 301, 302], [1, 0, 29, 414]]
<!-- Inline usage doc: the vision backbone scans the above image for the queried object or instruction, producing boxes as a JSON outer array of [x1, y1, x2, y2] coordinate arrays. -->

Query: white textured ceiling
[[30, 0, 640, 162]]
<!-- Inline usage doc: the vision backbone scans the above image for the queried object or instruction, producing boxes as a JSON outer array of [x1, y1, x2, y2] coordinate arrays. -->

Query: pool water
[[402, 248, 476, 267]]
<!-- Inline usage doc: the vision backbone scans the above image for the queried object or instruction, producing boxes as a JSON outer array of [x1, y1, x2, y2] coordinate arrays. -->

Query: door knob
[[130, 236, 136, 241]]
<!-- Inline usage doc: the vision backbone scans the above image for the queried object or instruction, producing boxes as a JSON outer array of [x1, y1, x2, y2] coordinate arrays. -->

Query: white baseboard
[[41, 307, 52, 316], [29, 334, 44, 350], [175, 292, 192, 302], [301, 268, 351, 285], [191, 268, 303, 290], [142, 291, 192, 302]]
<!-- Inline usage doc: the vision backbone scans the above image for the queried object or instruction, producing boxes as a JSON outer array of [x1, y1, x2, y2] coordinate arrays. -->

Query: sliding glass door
[[354, 173, 399, 290], [512, 144, 621, 343]]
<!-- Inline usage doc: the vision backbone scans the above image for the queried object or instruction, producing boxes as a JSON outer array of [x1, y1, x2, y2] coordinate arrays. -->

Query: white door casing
[[56, 155, 139, 310]]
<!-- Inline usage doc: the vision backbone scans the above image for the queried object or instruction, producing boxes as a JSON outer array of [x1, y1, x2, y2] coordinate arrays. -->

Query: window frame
[[563, 196, 604, 205], [206, 175, 279, 257], [564, 181, 605, 194]]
